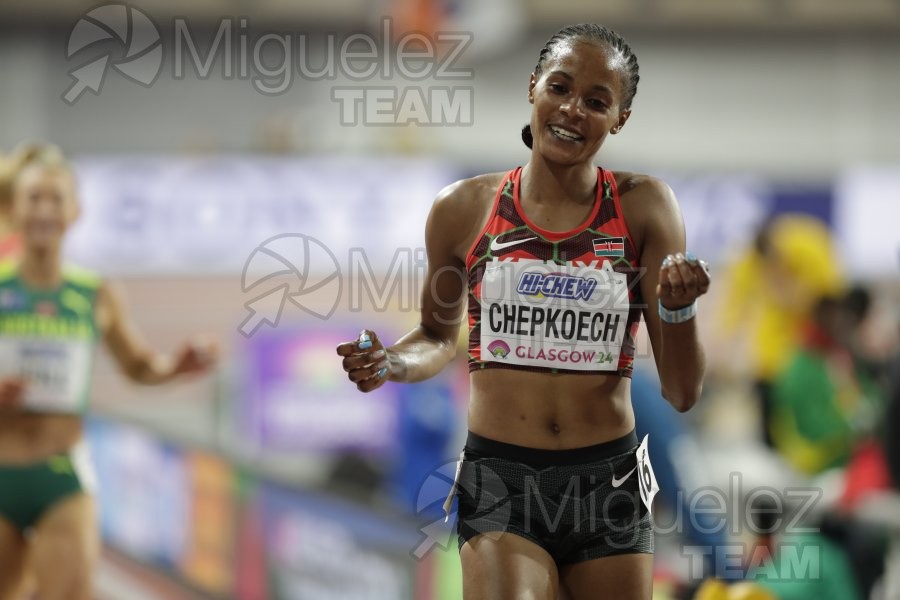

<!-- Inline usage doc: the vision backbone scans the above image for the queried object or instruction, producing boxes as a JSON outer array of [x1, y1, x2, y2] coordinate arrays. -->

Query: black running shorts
[[454, 429, 654, 565]]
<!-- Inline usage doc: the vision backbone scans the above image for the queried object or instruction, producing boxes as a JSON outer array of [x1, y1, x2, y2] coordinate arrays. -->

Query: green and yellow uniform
[[0, 260, 101, 531]]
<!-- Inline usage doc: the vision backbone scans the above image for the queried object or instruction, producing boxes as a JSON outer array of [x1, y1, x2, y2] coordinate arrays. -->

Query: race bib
[[479, 258, 629, 371], [0, 338, 92, 413], [442, 449, 465, 523], [636, 434, 659, 516]]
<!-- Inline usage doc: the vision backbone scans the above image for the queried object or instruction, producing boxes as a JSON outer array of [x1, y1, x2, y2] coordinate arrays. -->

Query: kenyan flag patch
[[593, 237, 625, 257]]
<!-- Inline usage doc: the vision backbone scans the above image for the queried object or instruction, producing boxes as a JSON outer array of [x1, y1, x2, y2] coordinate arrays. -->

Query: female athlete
[[0, 145, 217, 600], [338, 24, 710, 599]]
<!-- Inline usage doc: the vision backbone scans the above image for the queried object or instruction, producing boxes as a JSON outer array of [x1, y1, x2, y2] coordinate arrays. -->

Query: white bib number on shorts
[[442, 450, 466, 523], [479, 258, 629, 371], [636, 434, 659, 516]]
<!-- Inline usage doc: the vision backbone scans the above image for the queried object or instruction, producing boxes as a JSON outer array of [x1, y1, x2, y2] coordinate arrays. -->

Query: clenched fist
[[336, 330, 391, 393]]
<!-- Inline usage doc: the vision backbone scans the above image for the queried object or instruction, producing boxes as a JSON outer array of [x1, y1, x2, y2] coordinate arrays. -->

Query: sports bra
[[465, 166, 643, 377], [0, 261, 101, 413]]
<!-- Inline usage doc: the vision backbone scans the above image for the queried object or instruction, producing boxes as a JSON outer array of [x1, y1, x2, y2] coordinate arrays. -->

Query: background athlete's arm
[[338, 181, 472, 392], [631, 177, 709, 412], [0, 377, 25, 409], [97, 281, 218, 385]]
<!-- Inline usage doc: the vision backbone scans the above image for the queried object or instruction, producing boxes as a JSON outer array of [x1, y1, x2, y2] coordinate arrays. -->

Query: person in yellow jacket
[[694, 579, 776, 600], [715, 215, 844, 446]]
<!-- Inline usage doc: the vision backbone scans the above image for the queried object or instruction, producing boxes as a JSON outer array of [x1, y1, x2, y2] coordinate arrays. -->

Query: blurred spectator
[[766, 286, 894, 599], [715, 215, 844, 447], [841, 286, 895, 391], [769, 291, 882, 476], [0, 151, 20, 259], [887, 352, 900, 491]]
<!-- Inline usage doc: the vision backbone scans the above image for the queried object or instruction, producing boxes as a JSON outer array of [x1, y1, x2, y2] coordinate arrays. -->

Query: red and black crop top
[[465, 166, 643, 377]]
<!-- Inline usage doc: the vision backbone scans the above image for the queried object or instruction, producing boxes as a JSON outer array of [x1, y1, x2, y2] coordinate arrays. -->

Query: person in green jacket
[[770, 292, 881, 476]]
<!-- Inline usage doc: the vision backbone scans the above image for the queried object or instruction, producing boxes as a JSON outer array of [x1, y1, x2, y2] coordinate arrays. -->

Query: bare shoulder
[[613, 171, 683, 252], [613, 171, 677, 206], [429, 171, 508, 259], [95, 279, 122, 304], [432, 171, 506, 216]]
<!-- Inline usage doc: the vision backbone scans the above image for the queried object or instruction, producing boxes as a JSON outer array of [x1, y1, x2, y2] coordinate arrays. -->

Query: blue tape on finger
[[358, 331, 372, 349]]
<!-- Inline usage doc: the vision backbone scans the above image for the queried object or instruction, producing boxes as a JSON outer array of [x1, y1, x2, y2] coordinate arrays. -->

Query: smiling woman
[[338, 23, 711, 600], [521, 24, 639, 154]]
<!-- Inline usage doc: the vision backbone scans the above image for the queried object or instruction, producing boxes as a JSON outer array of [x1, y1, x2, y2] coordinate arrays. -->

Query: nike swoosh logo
[[611, 466, 637, 488], [490, 236, 537, 252]]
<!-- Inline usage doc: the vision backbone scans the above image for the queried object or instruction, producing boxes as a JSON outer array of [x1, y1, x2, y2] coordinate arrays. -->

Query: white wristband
[[658, 299, 697, 324]]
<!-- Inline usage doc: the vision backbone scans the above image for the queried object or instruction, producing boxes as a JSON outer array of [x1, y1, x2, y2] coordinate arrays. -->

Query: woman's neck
[[19, 247, 63, 289], [520, 158, 597, 207]]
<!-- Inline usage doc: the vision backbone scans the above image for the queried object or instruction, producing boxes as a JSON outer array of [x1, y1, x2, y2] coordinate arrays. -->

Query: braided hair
[[522, 24, 640, 149]]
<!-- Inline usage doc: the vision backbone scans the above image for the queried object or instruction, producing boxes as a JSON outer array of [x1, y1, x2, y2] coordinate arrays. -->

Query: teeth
[[550, 125, 581, 141]]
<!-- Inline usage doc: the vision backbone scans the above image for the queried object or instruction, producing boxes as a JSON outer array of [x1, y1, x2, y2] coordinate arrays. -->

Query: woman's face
[[528, 39, 631, 166], [12, 165, 79, 250]]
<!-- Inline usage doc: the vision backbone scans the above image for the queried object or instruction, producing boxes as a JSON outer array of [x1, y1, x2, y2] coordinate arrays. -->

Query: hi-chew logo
[[516, 271, 597, 301], [486, 340, 510, 358], [593, 237, 624, 258]]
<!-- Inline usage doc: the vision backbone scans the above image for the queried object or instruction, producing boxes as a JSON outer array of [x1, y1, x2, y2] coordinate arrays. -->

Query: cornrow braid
[[522, 23, 640, 150]]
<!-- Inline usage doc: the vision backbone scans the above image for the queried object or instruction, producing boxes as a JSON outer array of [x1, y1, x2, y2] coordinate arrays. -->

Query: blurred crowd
[[685, 214, 900, 599]]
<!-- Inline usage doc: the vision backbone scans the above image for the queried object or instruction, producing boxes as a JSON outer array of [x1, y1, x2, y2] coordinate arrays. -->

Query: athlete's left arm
[[96, 281, 218, 385], [626, 176, 710, 412]]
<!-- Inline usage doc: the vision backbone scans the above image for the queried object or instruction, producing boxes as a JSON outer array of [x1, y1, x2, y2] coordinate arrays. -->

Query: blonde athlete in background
[[339, 24, 710, 600], [0, 145, 217, 600]]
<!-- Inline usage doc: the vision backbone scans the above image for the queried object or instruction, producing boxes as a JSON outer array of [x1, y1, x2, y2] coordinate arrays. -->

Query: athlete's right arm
[[337, 178, 483, 393], [97, 281, 218, 385]]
